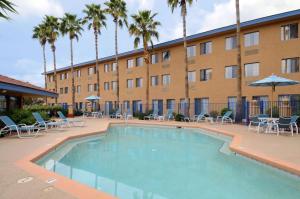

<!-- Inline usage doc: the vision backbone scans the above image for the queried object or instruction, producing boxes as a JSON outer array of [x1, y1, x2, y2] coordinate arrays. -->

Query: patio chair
[[0, 116, 41, 138], [109, 109, 120, 119], [144, 110, 159, 120], [216, 111, 233, 124], [274, 116, 299, 136], [248, 116, 268, 133], [165, 109, 174, 121], [32, 112, 64, 131], [57, 111, 85, 127], [192, 112, 207, 122], [124, 110, 133, 120]]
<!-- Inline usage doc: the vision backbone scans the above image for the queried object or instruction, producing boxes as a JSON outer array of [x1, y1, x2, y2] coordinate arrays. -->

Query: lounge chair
[[274, 116, 299, 136], [0, 116, 41, 138], [124, 110, 133, 120], [192, 112, 207, 122], [144, 110, 158, 120], [32, 112, 64, 131], [165, 109, 174, 121], [57, 111, 85, 127], [109, 109, 121, 119], [216, 111, 233, 124], [248, 116, 268, 133]]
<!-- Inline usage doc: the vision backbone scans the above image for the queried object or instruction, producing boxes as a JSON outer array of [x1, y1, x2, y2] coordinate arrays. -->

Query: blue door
[[194, 98, 200, 115], [158, 100, 163, 115]]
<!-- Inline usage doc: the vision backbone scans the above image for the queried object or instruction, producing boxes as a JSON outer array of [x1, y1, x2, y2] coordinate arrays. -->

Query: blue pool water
[[37, 125, 300, 199]]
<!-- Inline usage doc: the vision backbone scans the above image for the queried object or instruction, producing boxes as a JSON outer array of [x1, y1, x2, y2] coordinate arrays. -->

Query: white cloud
[[126, 0, 155, 11], [12, 0, 64, 18]]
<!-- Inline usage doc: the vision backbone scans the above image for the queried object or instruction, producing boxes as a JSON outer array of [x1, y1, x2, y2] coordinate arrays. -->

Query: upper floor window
[[187, 45, 196, 58], [48, 75, 53, 82], [151, 53, 159, 64], [104, 64, 110, 72], [136, 57, 143, 67], [127, 79, 134, 88], [127, 59, 134, 68], [112, 81, 117, 91], [112, 62, 117, 72], [245, 63, 259, 77], [200, 42, 212, 55], [76, 85, 81, 93], [60, 73, 68, 80], [104, 82, 110, 91], [162, 51, 170, 62], [225, 36, 237, 50], [244, 32, 259, 47], [94, 83, 98, 91], [281, 23, 298, 40], [151, 76, 159, 86], [162, 74, 171, 86], [188, 71, 196, 82], [75, 70, 81, 78], [200, 69, 212, 81], [59, 88, 64, 94], [225, 65, 238, 79], [136, 78, 143, 88], [64, 87, 68, 94], [88, 84, 93, 92], [88, 67, 96, 75], [281, 58, 299, 74]]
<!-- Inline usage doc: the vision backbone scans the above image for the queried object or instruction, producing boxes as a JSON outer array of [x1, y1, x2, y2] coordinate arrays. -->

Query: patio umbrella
[[85, 96, 101, 111], [249, 74, 299, 117]]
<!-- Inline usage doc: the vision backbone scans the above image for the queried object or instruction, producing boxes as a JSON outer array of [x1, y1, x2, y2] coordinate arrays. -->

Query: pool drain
[[46, 178, 57, 184], [17, 177, 33, 184]]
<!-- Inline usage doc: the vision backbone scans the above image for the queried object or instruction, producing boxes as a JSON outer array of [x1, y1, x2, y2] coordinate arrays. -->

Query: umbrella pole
[[271, 85, 275, 118]]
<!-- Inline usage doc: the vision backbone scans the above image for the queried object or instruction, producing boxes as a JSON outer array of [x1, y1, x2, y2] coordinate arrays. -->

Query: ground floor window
[[0, 95, 7, 112], [195, 98, 209, 115], [228, 97, 237, 117], [166, 99, 175, 112], [123, 101, 130, 112], [252, 96, 269, 115], [9, 97, 19, 110], [133, 100, 142, 113], [152, 99, 163, 115]]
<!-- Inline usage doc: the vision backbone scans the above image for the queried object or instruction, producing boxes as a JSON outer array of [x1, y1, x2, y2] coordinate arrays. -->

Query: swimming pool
[[37, 125, 300, 199]]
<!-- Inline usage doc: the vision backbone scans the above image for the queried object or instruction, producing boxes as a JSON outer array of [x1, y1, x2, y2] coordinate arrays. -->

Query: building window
[[112, 62, 117, 72], [60, 73, 64, 80], [88, 84, 93, 92], [104, 82, 110, 91], [136, 57, 143, 67], [112, 81, 117, 91], [225, 66, 238, 79], [228, 97, 237, 115], [104, 64, 110, 73], [60, 88, 64, 94], [200, 42, 212, 55], [77, 85, 81, 93], [166, 99, 175, 111], [136, 78, 143, 88], [200, 98, 209, 114], [200, 69, 212, 81], [188, 71, 196, 82], [94, 83, 98, 91], [281, 23, 298, 40], [64, 87, 68, 94], [127, 59, 134, 68], [244, 32, 259, 47], [127, 79, 133, 88], [187, 45, 196, 58], [151, 54, 159, 64], [48, 75, 53, 82], [245, 63, 259, 77], [0, 95, 6, 112], [88, 67, 96, 75], [162, 74, 171, 86], [225, 36, 237, 50], [151, 76, 159, 86], [281, 58, 299, 74], [162, 51, 170, 62]]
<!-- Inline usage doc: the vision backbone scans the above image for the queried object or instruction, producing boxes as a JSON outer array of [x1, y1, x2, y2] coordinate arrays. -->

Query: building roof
[[0, 74, 58, 98], [45, 9, 300, 75]]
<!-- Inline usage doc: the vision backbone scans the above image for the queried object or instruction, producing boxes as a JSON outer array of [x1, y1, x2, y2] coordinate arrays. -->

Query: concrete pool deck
[[0, 118, 300, 199]]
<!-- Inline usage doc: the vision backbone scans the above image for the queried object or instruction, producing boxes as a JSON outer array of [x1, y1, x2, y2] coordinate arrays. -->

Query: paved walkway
[[0, 118, 300, 199]]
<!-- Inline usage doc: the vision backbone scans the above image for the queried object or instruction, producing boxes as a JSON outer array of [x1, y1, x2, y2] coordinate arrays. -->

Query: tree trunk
[[235, 0, 243, 123], [51, 43, 58, 104], [94, 28, 100, 110], [42, 44, 47, 105], [182, 5, 190, 116], [115, 20, 120, 109], [70, 38, 75, 114], [143, 38, 150, 112]]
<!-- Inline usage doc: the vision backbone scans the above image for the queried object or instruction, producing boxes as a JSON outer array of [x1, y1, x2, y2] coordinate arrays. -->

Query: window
[[88, 67, 96, 75], [104, 64, 110, 72], [228, 97, 237, 116], [245, 63, 259, 77], [127, 79, 134, 88], [0, 95, 6, 112], [112, 62, 117, 72], [162, 51, 170, 62], [166, 99, 175, 111], [151, 76, 159, 86], [187, 45, 196, 58], [94, 83, 98, 91], [225, 36, 237, 50], [162, 74, 171, 86], [188, 71, 196, 82], [104, 82, 110, 91], [76, 70, 81, 77], [200, 69, 212, 81], [136, 57, 143, 67], [77, 85, 81, 93], [281, 23, 298, 40], [281, 58, 299, 74], [200, 98, 209, 114], [200, 42, 212, 55], [48, 75, 53, 82], [88, 84, 93, 92], [64, 87, 68, 94], [60, 73, 64, 80], [60, 88, 64, 94], [151, 54, 159, 64], [244, 32, 259, 47], [127, 59, 134, 68], [112, 81, 117, 91], [136, 78, 143, 88], [225, 66, 238, 79]]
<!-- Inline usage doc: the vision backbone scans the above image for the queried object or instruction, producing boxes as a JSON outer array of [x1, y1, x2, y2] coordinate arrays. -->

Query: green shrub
[[133, 112, 146, 120], [221, 108, 231, 116], [10, 109, 35, 125], [209, 111, 219, 118], [74, 110, 83, 116], [175, 113, 184, 121]]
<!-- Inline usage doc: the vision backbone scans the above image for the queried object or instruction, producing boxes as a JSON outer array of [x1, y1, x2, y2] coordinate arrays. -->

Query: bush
[[23, 104, 63, 117], [221, 108, 231, 116], [209, 111, 219, 118], [10, 109, 35, 125], [175, 113, 184, 121], [74, 110, 83, 116], [266, 106, 279, 118], [134, 112, 146, 120]]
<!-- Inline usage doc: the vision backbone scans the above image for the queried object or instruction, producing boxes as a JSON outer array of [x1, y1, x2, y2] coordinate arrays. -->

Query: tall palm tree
[[60, 13, 84, 115], [32, 23, 48, 104], [104, 0, 128, 109], [44, 15, 60, 104], [235, 0, 243, 122], [167, 0, 195, 116], [129, 10, 161, 112], [83, 4, 106, 108], [0, 0, 17, 20]]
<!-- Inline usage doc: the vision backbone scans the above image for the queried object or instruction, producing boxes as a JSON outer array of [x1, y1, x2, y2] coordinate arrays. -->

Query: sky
[[1, 0, 300, 87]]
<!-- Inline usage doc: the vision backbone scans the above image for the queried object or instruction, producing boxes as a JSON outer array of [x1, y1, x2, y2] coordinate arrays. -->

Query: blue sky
[[1, 0, 300, 86]]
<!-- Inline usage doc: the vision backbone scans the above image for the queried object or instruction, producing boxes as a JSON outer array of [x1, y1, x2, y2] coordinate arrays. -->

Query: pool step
[[219, 142, 233, 155]]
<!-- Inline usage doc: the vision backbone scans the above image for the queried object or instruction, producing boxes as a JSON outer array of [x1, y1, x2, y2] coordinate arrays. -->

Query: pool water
[[37, 125, 300, 199]]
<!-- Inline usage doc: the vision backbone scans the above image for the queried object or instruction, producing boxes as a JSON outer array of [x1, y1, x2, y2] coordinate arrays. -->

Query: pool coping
[[15, 121, 300, 199]]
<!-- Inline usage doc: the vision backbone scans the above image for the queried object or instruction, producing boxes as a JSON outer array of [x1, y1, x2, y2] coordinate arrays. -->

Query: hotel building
[[46, 10, 300, 117]]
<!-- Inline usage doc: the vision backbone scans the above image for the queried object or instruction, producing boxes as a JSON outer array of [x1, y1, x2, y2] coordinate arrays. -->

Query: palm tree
[[167, 0, 195, 116], [83, 4, 106, 109], [0, 0, 17, 20], [104, 0, 128, 109], [44, 15, 60, 104], [60, 13, 84, 115], [235, 0, 243, 122], [32, 23, 48, 104], [129, 10, 161, 112]]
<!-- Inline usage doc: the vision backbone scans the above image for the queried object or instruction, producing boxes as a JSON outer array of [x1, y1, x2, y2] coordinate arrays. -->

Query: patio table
[[258, 117, 279, 133]]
